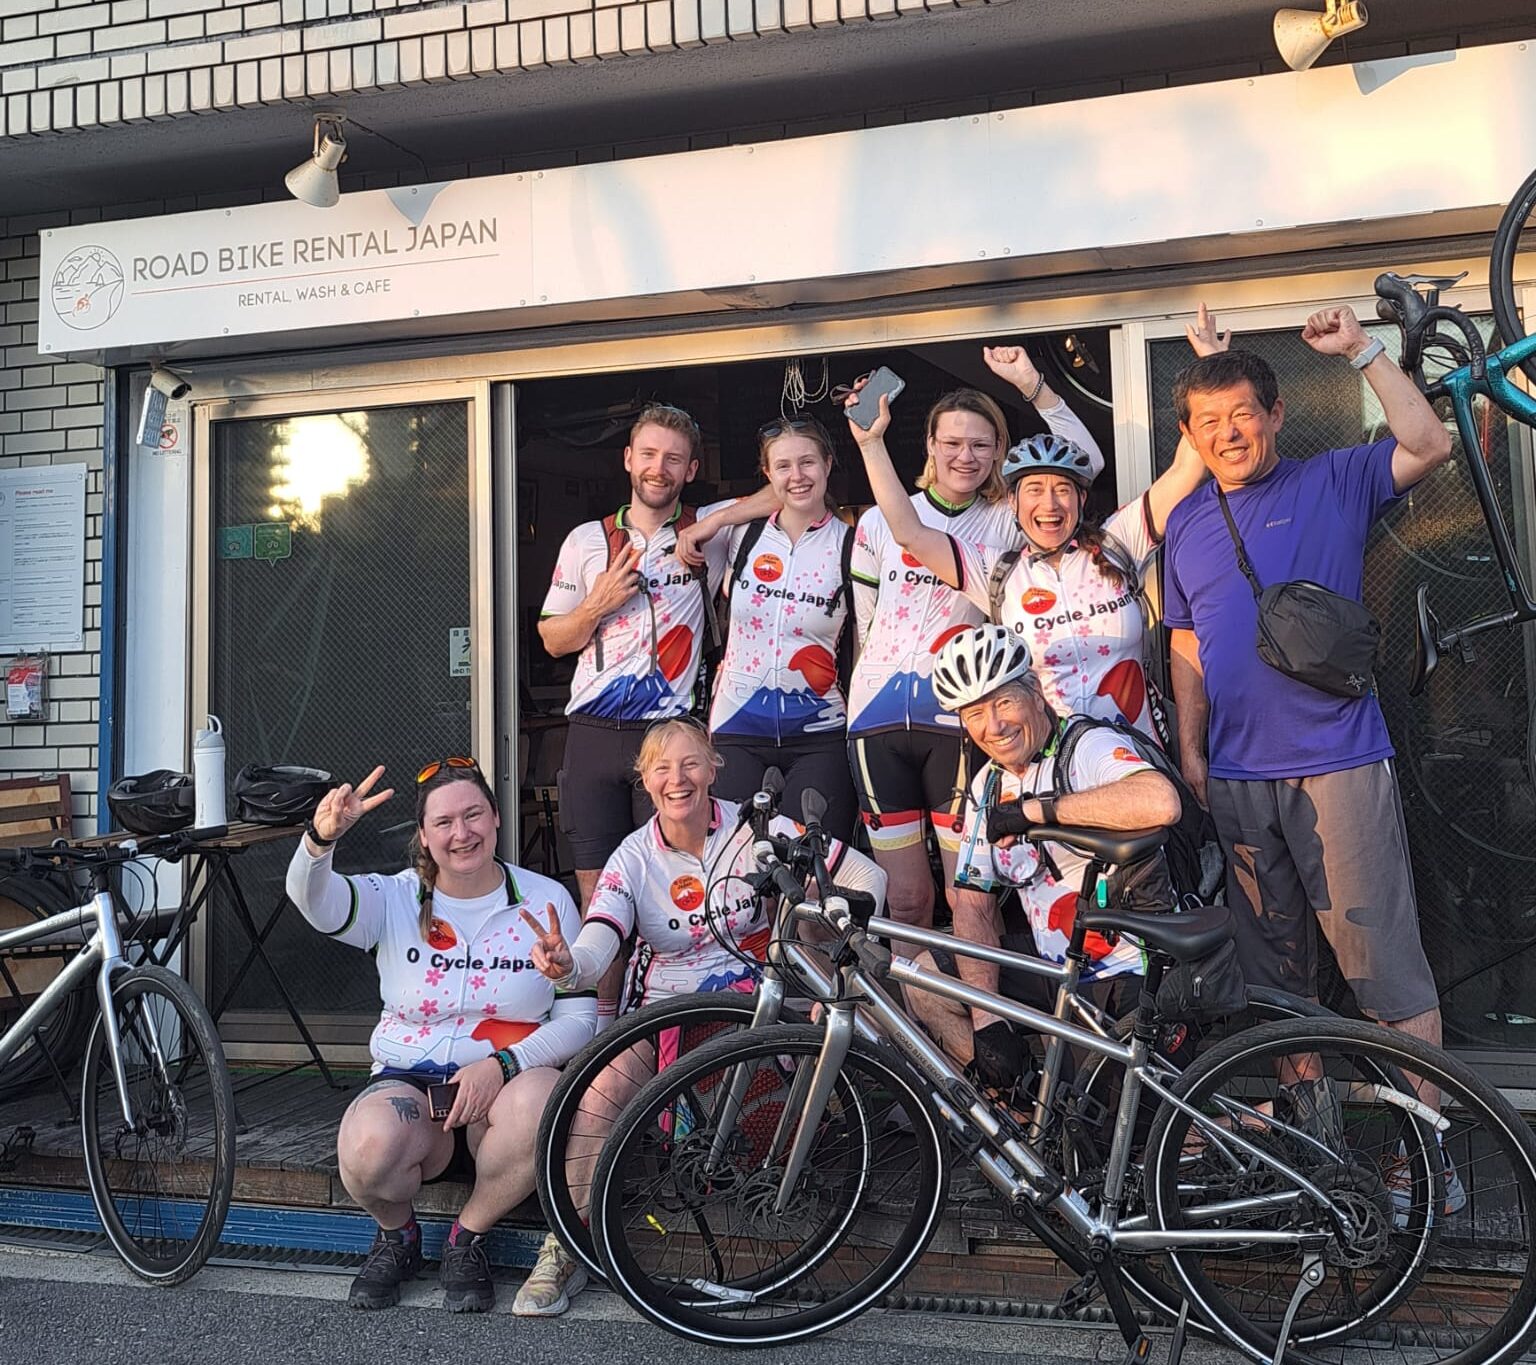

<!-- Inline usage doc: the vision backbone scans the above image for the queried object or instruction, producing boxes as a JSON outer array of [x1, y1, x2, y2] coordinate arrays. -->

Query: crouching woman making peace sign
[[285, 759, 596, 1315]]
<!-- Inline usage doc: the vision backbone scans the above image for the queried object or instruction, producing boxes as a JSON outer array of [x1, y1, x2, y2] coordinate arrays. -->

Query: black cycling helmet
[[108, 770, 196, 836], [233, 764, 335, 825]]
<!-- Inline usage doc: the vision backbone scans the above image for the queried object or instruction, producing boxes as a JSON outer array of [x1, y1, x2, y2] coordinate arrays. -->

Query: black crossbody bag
[[1216, 488, 1380, 700]]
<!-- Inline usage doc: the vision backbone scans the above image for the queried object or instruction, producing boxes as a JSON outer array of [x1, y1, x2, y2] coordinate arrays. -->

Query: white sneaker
[[1386, 1142, 1468, 1225], [512, 1233, 589, 1317]]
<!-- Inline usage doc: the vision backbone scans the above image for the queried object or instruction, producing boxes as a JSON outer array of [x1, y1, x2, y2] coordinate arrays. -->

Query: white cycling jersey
[[541, 500, 733, 723], [953, 496, 1161, 742], [567, 798, 886, 1008], [286, 849, 597, 1075], [847, 492, 1017, 737], [847, 399, 1104, 738], [708, 511, 851, 742], [954, 727, 1153, 980]]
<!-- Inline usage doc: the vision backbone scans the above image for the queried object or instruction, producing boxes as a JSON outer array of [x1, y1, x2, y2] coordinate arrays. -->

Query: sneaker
[[1386, 1143, 1469, 1225], [512, 1233, 589, 1317], [439, 1233, 496, 1313], [348, 1226, 423, 1310]]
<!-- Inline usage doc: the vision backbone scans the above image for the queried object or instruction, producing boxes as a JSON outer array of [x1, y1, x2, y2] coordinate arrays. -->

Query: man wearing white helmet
[[916, 624, 1181, 1088]]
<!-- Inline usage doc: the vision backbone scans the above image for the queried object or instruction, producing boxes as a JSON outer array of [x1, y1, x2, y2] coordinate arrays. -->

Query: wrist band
[[304, 820, 336, 848], [1349, 337, 1386, 371], [494, 1048, 521, 1084], [1021, 374, 1045, 403]]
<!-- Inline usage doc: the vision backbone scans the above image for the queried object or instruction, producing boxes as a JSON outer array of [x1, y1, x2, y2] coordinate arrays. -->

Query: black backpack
[[723, 517, 858, 696], [1051, 714, 1217, 910]]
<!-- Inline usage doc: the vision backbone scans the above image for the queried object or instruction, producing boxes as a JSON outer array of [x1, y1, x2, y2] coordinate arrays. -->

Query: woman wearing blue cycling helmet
[[851, 309, 1227, 744]]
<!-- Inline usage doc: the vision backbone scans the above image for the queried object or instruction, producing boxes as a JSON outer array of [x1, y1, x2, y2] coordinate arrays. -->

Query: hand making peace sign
[[520, 902, 575, 982], [309, 765, 395, 846]]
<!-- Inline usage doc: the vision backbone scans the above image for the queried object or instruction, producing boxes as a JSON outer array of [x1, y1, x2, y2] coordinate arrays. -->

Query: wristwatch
[[1037, 795, 1059, 826], [1349, 337, 1386, 371]]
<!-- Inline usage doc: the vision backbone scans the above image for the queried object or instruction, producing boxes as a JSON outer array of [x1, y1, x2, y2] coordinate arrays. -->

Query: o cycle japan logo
[[50, 246, 126, 331], [670, 875, 705, 911], [753, 554, 783, 582]]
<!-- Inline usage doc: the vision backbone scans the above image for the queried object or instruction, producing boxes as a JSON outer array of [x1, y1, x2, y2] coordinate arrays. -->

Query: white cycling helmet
[[932, 625, 1035, 712], [1000, 432, 1103, 488]]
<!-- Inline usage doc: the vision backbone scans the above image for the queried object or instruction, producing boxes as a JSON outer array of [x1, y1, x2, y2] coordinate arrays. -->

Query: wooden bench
[[0, 774, 74, 849]]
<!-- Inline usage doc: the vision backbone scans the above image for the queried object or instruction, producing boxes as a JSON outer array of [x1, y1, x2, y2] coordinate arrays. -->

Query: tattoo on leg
[[389, 1096, 421, 1124]]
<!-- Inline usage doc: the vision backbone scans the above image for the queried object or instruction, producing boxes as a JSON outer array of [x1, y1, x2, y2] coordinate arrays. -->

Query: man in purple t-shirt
[[1163, 307, 1452, 1058]]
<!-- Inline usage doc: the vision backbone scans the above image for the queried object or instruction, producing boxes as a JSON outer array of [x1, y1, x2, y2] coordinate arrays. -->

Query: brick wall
[[0, 211, 105, 836], [0, 0, 996, 137]]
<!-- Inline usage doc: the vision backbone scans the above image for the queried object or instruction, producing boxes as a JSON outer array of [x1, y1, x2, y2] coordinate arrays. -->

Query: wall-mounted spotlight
[[1274, 0, 1368, 72], [285, 114, 348, 208]]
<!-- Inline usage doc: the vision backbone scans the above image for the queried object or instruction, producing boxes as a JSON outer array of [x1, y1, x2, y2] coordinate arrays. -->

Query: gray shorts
[[1207, 760, 1438, 1024]]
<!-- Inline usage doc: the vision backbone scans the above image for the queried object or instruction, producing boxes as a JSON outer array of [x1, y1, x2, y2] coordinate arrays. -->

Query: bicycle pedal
[[1058, 1270, 1103, 1315], [1120, 1335, 1153, 1365]]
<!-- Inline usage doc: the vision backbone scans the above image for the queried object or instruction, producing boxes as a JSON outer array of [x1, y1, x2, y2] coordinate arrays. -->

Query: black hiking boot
[[439, 1232, 495, 1313], [348, 1226, 423, 1309]]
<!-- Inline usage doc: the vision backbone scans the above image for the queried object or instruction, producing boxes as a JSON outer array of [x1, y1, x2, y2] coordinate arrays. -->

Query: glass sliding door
[[198, 391, 485, 1045]]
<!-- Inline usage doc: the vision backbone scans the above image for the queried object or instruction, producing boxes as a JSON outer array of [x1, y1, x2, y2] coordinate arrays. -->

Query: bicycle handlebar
[[0, 824, 230, 875]]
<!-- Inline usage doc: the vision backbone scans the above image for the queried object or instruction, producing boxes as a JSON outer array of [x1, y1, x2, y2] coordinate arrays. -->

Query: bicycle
[[587, 816, 1536, 1363], [0, 829, 236, 1285], [1372, 162, 1536, 694]]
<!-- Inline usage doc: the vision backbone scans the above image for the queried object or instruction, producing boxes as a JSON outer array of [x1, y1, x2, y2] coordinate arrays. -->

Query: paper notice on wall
[[0, 464, 86, 651]]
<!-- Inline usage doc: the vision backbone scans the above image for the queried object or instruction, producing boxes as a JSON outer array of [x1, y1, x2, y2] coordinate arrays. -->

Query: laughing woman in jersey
[[842, 362, 1102, 932], [516, 717, 887, 1314], [692, 416, 858, 837], [285, 761, 596, 1317], [849, 315, 1226, 746]]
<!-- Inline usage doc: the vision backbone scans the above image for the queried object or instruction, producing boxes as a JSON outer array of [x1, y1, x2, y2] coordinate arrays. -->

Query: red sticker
[[753, 553, 784, 582], [1021, 587, 1057, 616], [900, 551, 924, 569], [671, 875, 705, 912], [427, 919, 458, 951]]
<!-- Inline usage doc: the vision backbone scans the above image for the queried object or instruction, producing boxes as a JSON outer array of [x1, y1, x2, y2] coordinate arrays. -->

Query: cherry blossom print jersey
[[953, 728, 1153, 980], [570, 800, 885, 1007], [952, 497, 1160, 741], [708, 512, 851, 742], [541, 500, 733, 722], [286, 849, 596, 1075], [846, 492, 1018, 737]]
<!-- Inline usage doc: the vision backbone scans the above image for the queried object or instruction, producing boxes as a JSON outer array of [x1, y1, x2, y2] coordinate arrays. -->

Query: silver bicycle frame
[[0, 886, 138, 1126]]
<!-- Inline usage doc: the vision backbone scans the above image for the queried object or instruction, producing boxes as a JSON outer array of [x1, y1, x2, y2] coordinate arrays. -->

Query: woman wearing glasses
[[687, 415, 859, 836], [514, 716, 887, 1316], [285, 758, 597, 1317], [841, 363, 1100, 933]]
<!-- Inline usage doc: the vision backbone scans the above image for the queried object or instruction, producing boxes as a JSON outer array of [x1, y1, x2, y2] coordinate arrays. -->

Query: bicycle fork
[[89, 882, 139, 1131]]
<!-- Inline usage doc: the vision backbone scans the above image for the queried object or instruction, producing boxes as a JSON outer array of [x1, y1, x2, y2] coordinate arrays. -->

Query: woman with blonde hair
[[285, 759, 595, 1316], [514, 716, 886, 1315]]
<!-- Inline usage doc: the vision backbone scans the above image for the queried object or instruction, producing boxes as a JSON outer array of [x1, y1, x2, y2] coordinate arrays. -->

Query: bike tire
[[535, 990, 799, 1282], [1065, 986, 1340, 1331], [1144, 1015, 1536, 1365], [590, 1022, 946, 1348], [80, 965, 236, 1285], [1490, 161, 1536, 385], [0, 872, 95, 1101]]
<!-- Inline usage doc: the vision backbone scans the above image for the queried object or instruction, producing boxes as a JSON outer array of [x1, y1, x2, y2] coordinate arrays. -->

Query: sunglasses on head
[[416, 756, 480, 785], [758, 416, 825, 440]]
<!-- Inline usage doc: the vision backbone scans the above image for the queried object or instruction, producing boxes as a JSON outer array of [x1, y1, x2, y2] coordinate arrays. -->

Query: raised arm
[[846, 391, 963, 588], [676, 485, 781, 568], [1301, 305, 1452, 492], [285, 766, 397, 948], [1146, 305, 1229, 536]]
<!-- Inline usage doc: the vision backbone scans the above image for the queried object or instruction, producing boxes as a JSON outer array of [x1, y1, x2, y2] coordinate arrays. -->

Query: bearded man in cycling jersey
[[539, 404, 776, 1008], [914, 625, 1180, 1089]]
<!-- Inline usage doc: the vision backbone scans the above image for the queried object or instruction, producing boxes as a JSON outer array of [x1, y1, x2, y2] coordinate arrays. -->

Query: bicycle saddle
[[1029, 824, 1168, 867], [1080, 903, 1233, 961]]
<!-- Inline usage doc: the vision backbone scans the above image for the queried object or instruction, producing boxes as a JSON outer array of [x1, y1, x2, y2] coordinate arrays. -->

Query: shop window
[[1149, 320, 1536, 1053]]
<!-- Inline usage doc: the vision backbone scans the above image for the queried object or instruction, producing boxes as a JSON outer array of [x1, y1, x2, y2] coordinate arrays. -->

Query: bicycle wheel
[[80, 965, 235, 1285], [591, 1022, 946, 1347], [1490, 162, 1536, 384], [1144, 1016, 1536, 1365], [535, 990, 800, 1281], [0, 873, 94, 1101], [1065, 986, 1338, 1328]]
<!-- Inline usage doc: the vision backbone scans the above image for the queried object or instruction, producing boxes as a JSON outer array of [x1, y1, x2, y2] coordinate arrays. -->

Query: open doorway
[[509, 328, 1115, 876]]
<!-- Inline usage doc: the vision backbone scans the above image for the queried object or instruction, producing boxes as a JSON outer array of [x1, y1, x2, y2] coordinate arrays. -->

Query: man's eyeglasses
[[416, 756, 480, 784]]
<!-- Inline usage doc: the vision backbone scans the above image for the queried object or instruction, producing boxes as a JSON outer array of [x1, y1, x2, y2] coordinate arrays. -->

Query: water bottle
[[193, 715, 227, 827]]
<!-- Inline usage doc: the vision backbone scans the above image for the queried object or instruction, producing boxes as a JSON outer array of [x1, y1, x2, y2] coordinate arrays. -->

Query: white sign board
[[0, 463, 87, 651], [36, 41, 1536, 360]]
